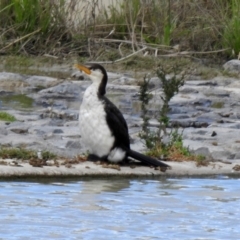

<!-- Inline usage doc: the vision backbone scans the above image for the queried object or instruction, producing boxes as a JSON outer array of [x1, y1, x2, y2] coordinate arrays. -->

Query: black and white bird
[[75, 63, 169, 169]]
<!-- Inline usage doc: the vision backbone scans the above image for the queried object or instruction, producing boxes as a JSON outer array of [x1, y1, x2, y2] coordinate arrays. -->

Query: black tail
[[127, 149, 169, 168]]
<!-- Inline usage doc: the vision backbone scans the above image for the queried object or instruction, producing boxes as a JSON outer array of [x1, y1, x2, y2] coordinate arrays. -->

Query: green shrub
[[139, 66, 203, 161]]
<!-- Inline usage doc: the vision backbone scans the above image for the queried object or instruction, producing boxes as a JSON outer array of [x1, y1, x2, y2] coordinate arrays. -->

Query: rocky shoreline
[[1, 59, 240, 177]]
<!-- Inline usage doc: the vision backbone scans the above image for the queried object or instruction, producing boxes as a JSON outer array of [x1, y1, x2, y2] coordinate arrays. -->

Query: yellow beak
[[74, 64, 91, 75]]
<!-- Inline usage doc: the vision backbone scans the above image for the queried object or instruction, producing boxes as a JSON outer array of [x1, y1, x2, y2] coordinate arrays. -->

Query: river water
[[0, 177, 239, 240]]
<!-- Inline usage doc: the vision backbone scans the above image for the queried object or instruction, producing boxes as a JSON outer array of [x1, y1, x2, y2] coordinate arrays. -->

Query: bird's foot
[[87, 154, 108, 162]]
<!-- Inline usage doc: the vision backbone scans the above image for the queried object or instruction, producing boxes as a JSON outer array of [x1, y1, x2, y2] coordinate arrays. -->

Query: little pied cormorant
[[75, 63, 169, 169]]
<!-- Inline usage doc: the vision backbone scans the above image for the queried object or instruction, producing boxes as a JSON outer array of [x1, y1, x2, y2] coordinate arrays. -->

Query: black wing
[[103, 96, 130, 151]]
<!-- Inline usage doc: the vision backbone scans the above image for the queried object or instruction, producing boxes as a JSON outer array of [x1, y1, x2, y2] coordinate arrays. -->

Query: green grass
[[0, 148, 57, 160], [0, 112, 16, 122], [0, 0, 68, 54], [222, 0, 240, 55]]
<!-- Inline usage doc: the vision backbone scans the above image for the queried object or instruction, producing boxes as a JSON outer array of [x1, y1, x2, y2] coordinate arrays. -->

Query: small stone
[[223, 60, 240, 73], [233, 164, 240, 171], [37, 150, 43, 159], [10, 128, 28, 134], [53, 129, 64, 134], [46, 160, 55, 166], [211, 131, 217, 137], [194, 147, 211, 157]]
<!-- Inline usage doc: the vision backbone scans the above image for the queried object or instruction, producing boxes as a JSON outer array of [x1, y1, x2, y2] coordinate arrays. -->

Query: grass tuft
[[0, 147, 56, 160], [0, 112, 16, 122]]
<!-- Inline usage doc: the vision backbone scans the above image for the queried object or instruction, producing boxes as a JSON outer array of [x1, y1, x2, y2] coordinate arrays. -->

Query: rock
[[195, 130, 208, 135], [218, 111, 232, 118], [179, 87, 198, 94], [204, 88, 230, 98], [0, 126, 8, 135], [64, 121, 78, 127], [193, 147, 211, 157], [149, 77, 163, 89], [169, 114, 191, 120], [46, 160, 55, 166], [196, 112, 222, 125], [37, 82, 83, 99], [0, 72, 26, 81], [193, 98, 212, 107], [24, 75, 60, 89], [107, 84, 139, 93], [53, 129, 64, 134], [185, 80, 217, 86], [9, 128, 28, 134], [0, 72, 28, 91], [0, 72, 61, 92], [65, 140, 81, 149], [112, 76, 137, 85], [211, 151, 235, 160], [107, 72, 122, 80], [234, 152, 240, 159], [39, 108, 78, 120], [211, 131, 217, 137], [223, 59, 240, 73]]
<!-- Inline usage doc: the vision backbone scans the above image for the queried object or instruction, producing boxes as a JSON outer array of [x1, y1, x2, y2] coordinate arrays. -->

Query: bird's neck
[[83, 81, 103, 103], [88, 79, 106, 97]]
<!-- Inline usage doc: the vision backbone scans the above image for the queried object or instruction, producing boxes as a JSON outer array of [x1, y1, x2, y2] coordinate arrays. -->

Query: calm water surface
[[0, 177, 240, 240]]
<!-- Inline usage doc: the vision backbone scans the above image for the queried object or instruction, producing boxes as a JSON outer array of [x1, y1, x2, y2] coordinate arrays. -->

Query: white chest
[[79, 85, 114, 157]]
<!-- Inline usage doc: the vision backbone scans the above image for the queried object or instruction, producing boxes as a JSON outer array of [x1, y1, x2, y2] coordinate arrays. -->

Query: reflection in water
[[0, 178, 240, 239], [80, 179, 131, 194]]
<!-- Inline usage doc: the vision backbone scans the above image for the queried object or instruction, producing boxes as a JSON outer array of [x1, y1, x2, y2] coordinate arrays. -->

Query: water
[[0, 177, 240, 240]]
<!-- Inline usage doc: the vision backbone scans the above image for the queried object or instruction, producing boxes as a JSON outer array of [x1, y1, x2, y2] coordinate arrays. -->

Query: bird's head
[[74, 63, 108, 96]]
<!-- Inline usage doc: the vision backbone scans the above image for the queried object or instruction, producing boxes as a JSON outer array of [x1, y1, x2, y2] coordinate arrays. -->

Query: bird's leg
[[119, 157, 130, 165], [87, 154, 108, 162]]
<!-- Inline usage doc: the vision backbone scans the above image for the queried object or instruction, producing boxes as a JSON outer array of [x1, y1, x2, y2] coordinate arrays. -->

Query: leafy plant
[[139, 74, 155, 149], [139, 66, 198, 161]]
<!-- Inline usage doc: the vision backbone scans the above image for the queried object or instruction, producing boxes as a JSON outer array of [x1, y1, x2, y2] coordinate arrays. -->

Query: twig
[[18, 37, 32, 54], [94, 38, 173, 50], [43, 54, 58, 59], [158, 48, 230, 56], [87, 46, 147, 64], [88, 38, 92, 58], [104, 27, 115, 39], [0, 28, 41, 51], [118, 42, 124, 57], [93, 38, 230, 56]]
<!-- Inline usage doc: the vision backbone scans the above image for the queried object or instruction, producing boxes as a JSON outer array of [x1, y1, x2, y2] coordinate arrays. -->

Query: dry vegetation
[[0, 0, 239, 61]]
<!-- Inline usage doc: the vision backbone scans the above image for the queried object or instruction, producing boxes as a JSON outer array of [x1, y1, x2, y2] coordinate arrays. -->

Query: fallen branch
[[94, 38, 173, 50], [158, 48, 231, 57], [0, 28, 41, 51], [87, 46, 147, 64], [93, 38, 230, 56]]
